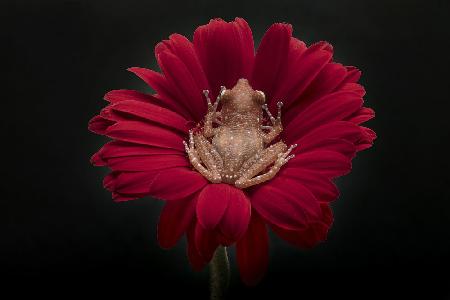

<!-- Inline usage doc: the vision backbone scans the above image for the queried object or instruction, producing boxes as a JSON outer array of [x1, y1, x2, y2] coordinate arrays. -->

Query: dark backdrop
[[3, 0, 450, 299]]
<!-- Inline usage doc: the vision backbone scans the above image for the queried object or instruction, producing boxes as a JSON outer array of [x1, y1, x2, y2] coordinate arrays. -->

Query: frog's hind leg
[[194, 133, 224, 176], [234, 141, 297, 189], [183, 130, 222, 183]]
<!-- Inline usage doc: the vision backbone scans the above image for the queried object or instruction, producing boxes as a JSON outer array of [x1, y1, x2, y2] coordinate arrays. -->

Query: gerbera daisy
[[89, 18, 376, 286]]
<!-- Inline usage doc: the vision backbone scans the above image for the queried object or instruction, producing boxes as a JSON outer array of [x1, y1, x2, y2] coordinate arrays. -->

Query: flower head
[[89, 18, 376, 285]]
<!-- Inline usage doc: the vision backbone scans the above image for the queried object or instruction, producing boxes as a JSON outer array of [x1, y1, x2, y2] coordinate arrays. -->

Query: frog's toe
[[182, 140, 190, 153], [210, 175, 222, 183]]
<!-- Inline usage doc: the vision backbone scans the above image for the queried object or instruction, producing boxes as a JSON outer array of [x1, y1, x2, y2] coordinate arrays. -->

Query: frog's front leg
[[234, 142, 297, 189], [183, 130, 223, 183], [261, 101, 284, 144], [203, 86, 225, 138]]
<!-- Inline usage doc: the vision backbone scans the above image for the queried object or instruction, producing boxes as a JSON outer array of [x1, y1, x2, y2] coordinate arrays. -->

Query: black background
[[3, 0, 450, 299]]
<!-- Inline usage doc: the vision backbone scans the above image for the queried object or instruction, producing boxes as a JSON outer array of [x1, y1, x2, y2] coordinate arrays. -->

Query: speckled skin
[[184, 78, 296, 189]]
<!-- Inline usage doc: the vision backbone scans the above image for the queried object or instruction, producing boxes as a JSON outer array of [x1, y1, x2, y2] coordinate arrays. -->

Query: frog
[[183, 78, 297, 189]]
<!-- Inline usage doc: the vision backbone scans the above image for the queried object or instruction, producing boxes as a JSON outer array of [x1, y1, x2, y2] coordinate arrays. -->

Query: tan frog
[[183, 78, 296, 189]]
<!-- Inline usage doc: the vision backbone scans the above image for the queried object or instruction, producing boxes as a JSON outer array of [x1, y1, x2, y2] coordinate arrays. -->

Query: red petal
[[219, 186, 251, 241], [109, 100, 189, 133], [186, 222, 208, 271], [88, 115, 114, 135], [158, 194, 197, 249], [340, 82, 366, 97], [196, 184, 230, 230], [193, 18, 254, 98], [278, 169, 339, 202], [127, 67, 192, 119], [148, 168, 208, 201], [250, 23, 293, 103], [290, 121, 361, 147], [235, 18, 255, 77], [103, 171, 158, 198], [296, 138, 356, 159], [90, 152, 105, 166], [104, 89, 166, 108], [271, 223, 327, 249], [155, 33, 209, 93], [111, 191, 147, 201], [236, 211, 269, 286], [91, 141, 180, 166], [356, 126, 377, 151], [271, 204, 333, 249], [289, 121, 373, 160], [194, 220, 220, 261], [251, 177, 321, 230], [283, 62, 347, 125], [310, 40, 333, 54], [272, 41, 333, 111], [157, 51, 206, 122], [346, 107, 375, 125], [288, 150, 351, 179], [284, 90, 363, 142], [107, 155, 188, 172], [336, 66, 362, 89], [105, 121, 184, 152]]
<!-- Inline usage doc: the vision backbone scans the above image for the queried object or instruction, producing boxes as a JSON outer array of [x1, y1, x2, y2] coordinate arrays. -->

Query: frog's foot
[[261, 101, 284, 144], [274, 143, 297, 168], [203, 86, 226, 137], [183, 130, 222, 183], [262, 101, 283, 125], [203, 86, 226, 114], [235, 142, 297, 189]]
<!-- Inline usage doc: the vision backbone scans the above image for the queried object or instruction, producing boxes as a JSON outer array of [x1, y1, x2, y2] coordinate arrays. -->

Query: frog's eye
[[254, 90, 266, 104], [220, 90, 231, 102]]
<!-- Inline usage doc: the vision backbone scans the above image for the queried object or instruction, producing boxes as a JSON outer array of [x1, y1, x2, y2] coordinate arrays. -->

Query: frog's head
[[220, 78, 265, 118]]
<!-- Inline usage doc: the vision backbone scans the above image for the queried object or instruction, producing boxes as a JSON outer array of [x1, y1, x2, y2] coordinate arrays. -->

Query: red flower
[[89, 18, 376, 285]]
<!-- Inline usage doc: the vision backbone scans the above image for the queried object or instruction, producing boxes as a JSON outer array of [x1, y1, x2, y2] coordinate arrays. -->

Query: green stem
[[209, 246, 230, 300]]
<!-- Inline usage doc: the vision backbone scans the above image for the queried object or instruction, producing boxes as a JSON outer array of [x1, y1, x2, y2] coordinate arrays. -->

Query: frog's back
[[212, 127, 263, 176]]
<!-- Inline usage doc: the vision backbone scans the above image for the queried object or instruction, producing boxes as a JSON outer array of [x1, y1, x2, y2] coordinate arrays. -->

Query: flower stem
[[210, 246, 230, 300]]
